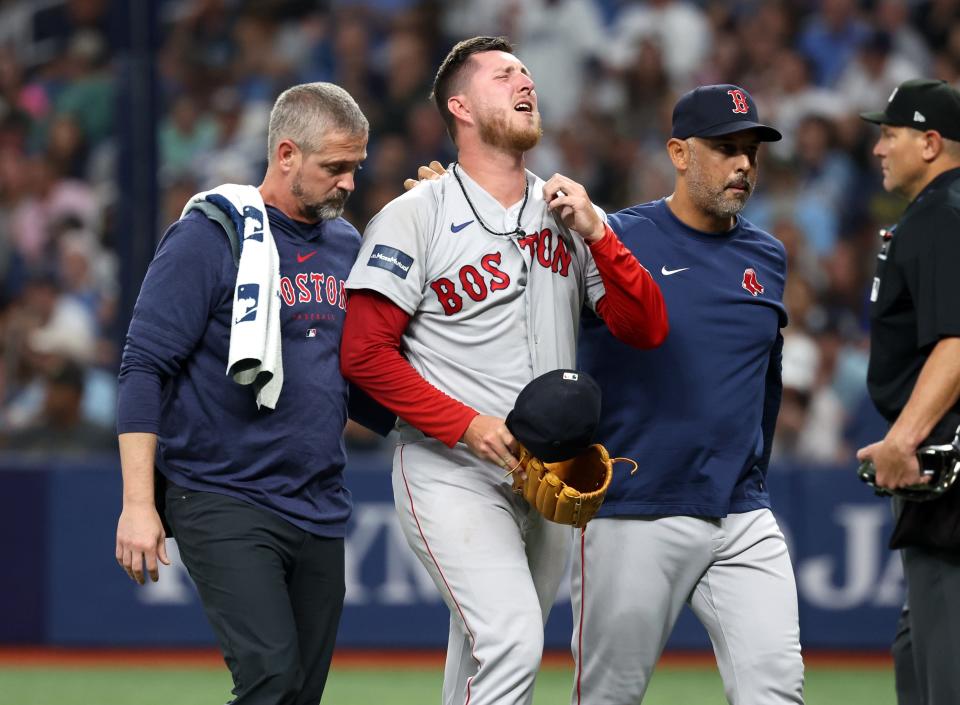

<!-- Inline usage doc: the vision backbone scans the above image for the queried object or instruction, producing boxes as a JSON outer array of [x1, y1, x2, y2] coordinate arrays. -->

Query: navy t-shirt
[[579, 199, 787, 517], [117, 206, 362, 537]]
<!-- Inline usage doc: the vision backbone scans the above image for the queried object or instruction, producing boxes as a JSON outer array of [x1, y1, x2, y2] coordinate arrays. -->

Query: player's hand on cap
[[543, 174, 606, 243], [462, 414, 522, 472], [116, 502, 170, 585], [403, 161, 446, 191]]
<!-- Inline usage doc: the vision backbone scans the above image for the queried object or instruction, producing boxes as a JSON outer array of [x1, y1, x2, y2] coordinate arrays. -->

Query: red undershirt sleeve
[[340, 289, 478, 447], [590, 223, 669, 348]]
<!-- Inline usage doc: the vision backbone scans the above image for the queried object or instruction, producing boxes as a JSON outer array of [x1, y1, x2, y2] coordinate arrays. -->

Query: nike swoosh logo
[[661, 266, 690, 276], [450, 220, 474, 233], [297, 251, 317, 263]]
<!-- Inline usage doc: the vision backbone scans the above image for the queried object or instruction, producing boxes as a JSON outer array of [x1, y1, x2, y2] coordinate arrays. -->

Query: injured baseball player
[[340, 36, 667, 705]]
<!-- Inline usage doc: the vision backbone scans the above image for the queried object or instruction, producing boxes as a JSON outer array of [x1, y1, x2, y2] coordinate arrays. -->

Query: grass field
[[0, 653, 896, 705]]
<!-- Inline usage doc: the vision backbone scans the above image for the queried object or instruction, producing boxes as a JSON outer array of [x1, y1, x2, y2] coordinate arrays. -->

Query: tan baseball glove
[[508, 443, 637, 528]]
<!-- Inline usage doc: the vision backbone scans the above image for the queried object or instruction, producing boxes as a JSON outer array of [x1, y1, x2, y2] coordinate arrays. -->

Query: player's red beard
[[291, 169, 350, 221], [477, 107, 542, 153]]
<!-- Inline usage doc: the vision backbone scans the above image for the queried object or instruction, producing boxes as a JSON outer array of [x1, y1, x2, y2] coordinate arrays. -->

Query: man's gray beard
[[691, 182, 748, 220], [478, 110, 542, 153], [312, 201, 346, 221], [687, 153, 752, 220], [292, 172, 349, 221]]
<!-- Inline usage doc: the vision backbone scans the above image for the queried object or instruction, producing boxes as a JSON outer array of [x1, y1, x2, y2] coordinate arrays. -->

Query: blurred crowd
[[2, 0, 957, 463]]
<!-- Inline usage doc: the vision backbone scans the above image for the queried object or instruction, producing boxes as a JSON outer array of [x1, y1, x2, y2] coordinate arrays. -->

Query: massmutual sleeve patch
[[367, 244, 414, 279]]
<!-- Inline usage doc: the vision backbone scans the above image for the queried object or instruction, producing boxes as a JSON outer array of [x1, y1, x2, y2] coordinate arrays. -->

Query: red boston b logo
[[727, 89, 749, 114], [742, 268, 764, 296]]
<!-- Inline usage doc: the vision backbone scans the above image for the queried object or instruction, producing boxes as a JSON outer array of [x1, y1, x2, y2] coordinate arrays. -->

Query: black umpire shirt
[[867, 167, 960, 428]]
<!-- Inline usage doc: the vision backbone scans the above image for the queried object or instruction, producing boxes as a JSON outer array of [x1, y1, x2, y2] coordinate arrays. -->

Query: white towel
[[182, 185, 284, 409]]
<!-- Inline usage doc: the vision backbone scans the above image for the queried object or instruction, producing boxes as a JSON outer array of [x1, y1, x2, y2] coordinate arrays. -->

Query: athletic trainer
[[115, 83, 374, 704]]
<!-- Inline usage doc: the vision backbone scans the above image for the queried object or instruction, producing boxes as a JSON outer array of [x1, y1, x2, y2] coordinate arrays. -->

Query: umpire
[[857, 78, 960, 705]]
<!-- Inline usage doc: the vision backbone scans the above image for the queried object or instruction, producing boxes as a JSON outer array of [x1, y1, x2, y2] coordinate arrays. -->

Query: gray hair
[[266, 82, 368, 163], [943, 137, 960, 159]]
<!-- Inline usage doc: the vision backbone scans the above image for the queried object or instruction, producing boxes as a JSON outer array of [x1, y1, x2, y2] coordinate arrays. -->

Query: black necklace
[[452, 162, 529, 238]]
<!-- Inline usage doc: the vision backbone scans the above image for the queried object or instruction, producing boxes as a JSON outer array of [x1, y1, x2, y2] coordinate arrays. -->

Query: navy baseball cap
[[505, 369, 601, 463], [671, 84, 782, 142], [860, 78, 960, 141]]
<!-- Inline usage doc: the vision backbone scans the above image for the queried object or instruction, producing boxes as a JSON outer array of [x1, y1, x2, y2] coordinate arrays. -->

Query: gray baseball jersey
[[346, 166, 606, 428]]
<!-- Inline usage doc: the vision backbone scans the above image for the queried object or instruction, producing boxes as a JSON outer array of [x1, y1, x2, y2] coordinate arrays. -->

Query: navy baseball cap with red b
[[860, 78, 960, 141], [671, 84, 782, 142]]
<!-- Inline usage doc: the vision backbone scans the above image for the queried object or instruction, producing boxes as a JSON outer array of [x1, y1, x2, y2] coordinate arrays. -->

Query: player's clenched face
[[873, 125, 929, 200], [464, 51, 542, 152], [291, 130, 367, 222], [685, 132, 761, 219]]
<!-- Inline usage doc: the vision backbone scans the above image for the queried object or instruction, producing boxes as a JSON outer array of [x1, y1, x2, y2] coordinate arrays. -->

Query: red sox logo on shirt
[[727, 89, 749, 114], [430, 228, 572, 316], [742, 268, 764, 296]]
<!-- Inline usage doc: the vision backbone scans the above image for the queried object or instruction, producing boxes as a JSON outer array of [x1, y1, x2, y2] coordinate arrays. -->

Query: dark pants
[[165, 483, 345, 705], [893, 547, 960, 705]]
